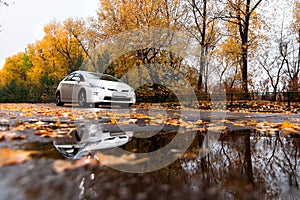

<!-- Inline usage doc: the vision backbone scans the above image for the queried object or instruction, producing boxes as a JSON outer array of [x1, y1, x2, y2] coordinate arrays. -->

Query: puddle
[[30, 130, 299, 199], [0, 105, 299, 199]]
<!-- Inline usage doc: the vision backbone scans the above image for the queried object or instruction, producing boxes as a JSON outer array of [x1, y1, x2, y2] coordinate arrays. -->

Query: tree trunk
[[196, 0, 207, 92], [197, 47, 205, 91], [241, 47, 248, 93], [244, 131, 253, 185]]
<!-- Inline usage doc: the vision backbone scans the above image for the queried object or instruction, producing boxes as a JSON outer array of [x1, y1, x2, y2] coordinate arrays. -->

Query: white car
[[55, 71, 136, 107]]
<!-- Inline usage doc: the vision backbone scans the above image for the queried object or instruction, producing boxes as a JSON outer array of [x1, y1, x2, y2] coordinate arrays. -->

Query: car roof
[[74, 70, 103, 75], [73, 71, 120, 81]]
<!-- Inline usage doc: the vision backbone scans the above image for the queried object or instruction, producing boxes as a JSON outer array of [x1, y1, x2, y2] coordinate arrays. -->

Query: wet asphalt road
[[0, 103, 300, 200]]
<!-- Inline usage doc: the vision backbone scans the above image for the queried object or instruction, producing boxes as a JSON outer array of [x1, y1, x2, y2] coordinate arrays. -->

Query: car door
[[60, 73, 76, 102], [71, 73, 84, 102]]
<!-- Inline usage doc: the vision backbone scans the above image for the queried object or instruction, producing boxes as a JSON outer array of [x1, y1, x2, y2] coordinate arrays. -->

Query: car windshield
[[85, 72, 120, 82]]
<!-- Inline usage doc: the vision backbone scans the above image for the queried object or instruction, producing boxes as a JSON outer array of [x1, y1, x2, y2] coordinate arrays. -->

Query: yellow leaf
[[21, 112, 33, 117], [110, 117, 117, 124], [207, 126, 227, 133]]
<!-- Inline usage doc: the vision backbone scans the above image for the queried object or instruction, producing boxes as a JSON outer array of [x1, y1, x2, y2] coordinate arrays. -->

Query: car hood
[[90, 80, 132, 90]]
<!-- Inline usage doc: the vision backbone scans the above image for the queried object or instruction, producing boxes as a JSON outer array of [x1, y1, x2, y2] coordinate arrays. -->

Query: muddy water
[[1, 131, 299, 200]]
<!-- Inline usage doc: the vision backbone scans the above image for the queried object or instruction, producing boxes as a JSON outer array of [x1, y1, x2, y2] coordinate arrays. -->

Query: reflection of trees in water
[[179, 133, 300, 199], [57, 133, 299, 199]]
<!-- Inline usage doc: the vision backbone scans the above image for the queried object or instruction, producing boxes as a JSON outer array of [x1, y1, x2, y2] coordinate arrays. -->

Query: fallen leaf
[[232, 122, 246, 127], [0, 148, 38, 166], [110, 117, 117, 124], [35, 130, 49, 135], [207, 126, 227, 133], [53, 156, 99, 173], [247, 121, 257, 126], [9, 134, 26, 140], [21, 112, 33, 117], [94, 152, 149, 166], [281, 121, 294, 129], [35, 130, 59, 138]]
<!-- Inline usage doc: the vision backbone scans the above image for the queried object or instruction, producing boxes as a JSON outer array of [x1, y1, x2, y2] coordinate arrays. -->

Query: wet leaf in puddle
[[0, 148, 38, 166], [9, 134, 26, 140], [180, 152, 197, 159], [53, 160, 73, 173], [94, 152, 150, 166], [53, 156, 99, 173]]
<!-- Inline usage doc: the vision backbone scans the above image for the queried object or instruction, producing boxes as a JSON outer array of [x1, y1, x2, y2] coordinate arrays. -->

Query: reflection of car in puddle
[[53, 123, 133, 159]]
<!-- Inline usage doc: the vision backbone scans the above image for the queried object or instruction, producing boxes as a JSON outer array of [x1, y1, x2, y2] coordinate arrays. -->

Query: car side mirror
[[72, 77, 80, 82]]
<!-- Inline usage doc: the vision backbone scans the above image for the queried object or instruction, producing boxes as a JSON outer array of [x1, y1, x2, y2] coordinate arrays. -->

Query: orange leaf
[[281, 121, 294, 129], [0, 148, 38, 166], [110, 117, 117, 124], [53, 156, 99, 173], [94, 152, 149, 166]]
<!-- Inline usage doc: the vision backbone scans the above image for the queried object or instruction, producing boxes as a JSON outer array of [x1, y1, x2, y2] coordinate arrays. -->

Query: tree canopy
[[0, 0, 299, 102]]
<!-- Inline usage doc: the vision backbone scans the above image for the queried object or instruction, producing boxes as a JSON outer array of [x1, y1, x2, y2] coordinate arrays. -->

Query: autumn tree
[[0, 52, 32, 102], [44, 20, 86, 73], [64, 18, 101, 68], [258, 50, 285, 101], [184, 0, 220, 92], [0, 52, 32, 85], [210, 48, 240, 92], [286, 0, 300, 92], [95, 0, 197, 95], [24, 20, 87, 99], [220, 0, 264, 93], [97, 0, 183, 74]]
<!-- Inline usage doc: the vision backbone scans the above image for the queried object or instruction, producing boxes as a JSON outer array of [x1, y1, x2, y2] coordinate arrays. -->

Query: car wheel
[[56, 92, 64, 106], [92, 103, 100, 108], [78, 90, 87, 107]]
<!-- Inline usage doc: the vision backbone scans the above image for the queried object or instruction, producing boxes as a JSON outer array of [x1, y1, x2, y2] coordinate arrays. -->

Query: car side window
[[79, 74, 84, 81], [65, 74, 75, 81], [71, 73, 84, 82]]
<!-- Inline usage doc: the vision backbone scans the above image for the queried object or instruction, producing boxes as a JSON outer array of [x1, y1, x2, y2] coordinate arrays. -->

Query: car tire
[[78, 90, 87, 107], [93, 103, 100, 108], [56, 92, 64, 106]]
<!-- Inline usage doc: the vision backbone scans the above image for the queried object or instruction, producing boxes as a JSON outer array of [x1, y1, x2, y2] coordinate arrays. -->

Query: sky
[[0, 0, 99, 69]]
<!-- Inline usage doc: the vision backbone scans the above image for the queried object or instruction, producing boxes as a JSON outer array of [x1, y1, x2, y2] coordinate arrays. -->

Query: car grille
[[108, 88, 117, 92], [104, 97, 131, 101]]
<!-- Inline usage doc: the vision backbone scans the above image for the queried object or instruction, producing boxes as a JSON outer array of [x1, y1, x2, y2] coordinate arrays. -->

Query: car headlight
[[89, 83, 106, 89]]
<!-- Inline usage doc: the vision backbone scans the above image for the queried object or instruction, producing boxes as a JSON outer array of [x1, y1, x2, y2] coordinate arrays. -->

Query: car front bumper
[[87, 88, 136, 104]]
